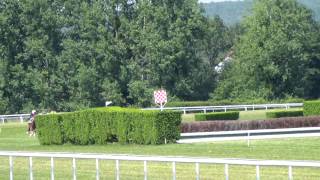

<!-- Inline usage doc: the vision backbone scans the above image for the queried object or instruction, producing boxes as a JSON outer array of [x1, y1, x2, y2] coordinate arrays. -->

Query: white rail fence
[[144, 103, 303, 114], [0, 151, 319, 180], [0, 114, 29, 124], [0, 103, 303, 123], [179, 127, 320, 143]]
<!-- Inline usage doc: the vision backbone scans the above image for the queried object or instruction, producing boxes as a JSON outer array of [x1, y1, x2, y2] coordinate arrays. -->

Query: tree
[[0, 0, 224, 112], [213, 0, 319, 100], [304, 23, 320, 99]]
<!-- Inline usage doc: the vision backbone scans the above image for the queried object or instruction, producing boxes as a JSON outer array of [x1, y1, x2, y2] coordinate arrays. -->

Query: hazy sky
[[199, 0, 243, 3]]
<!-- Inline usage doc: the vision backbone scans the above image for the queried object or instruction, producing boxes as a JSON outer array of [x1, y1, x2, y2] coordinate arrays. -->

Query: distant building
[[214, 50, 234, 73]]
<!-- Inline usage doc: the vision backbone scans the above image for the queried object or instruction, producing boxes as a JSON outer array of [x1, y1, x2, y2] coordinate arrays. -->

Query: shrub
[[36, 107, 181, 145], [266, 110, 303, 118], [304, 100, 320, 116], [181, 116, 320, 133], [195, 111, 239, 121], [36, 114, 63, 145]]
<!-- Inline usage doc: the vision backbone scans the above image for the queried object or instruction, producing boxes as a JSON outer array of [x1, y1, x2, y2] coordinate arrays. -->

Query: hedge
[[36, 107, 181, 145], [181, 116, 320, 133], [36, 114, 63, 145], [304, 100, 320, 116], [266, 110, 303, 118], [195, 111, 239, 121]]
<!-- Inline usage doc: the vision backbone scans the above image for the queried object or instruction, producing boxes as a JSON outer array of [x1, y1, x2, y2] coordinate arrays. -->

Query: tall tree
[[213, 0, 319, 100]]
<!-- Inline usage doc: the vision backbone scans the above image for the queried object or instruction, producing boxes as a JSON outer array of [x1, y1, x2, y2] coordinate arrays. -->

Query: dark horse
[[27, 110, 36, 136], [28, 119, 36, 136]]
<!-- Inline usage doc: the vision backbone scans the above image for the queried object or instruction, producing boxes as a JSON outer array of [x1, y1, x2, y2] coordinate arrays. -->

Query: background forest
[[0, 0, 319, 113]]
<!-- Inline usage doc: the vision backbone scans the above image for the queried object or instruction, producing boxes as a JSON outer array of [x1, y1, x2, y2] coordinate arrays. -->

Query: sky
[[199, 0, 243, 3]]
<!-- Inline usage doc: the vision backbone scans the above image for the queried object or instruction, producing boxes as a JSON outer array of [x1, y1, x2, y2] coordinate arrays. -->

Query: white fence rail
[[179, 127, 320, 143], [0, 151, 319, 180], [0, 103, 303, 123], [144, 103, 303, 114], [0, 114, 29, 124]]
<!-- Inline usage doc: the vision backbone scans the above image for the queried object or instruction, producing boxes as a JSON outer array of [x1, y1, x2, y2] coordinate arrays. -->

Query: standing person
[[27, 110, 36, 136]]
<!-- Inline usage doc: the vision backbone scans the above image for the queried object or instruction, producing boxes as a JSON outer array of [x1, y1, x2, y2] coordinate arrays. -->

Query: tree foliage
[[0, 0, 231, 113], [1, 0, 319, 113], [213, 0, 320, 101]]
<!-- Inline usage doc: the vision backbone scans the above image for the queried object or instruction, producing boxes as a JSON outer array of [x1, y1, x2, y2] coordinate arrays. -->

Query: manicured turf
[[1, 123, 319, 159], [0, 123, 319, 179], [182, 108, 303, 122]]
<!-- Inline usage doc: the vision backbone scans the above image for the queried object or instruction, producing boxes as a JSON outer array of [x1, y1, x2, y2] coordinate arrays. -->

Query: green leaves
[[3, 0, 318, 113], [213, 0, 320, 101]]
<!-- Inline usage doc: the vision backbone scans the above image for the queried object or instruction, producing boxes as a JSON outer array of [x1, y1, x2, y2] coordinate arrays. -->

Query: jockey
[[26, 110, 36, 136]]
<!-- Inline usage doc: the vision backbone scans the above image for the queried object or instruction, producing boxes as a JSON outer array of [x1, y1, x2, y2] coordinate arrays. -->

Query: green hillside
[[202, 0, 320, 25]]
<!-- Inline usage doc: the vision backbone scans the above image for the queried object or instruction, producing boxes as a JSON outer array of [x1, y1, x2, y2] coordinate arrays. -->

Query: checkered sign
[[154, 89, 167, 105]]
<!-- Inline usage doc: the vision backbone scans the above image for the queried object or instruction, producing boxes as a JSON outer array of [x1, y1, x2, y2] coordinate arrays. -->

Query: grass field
[[181, 108, 302, 122], [0, 123, 319, 179]]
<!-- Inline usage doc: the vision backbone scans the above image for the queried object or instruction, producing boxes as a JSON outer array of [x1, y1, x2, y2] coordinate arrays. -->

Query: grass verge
[[182, 108, 303, 122], [0, 123, 319, 179]]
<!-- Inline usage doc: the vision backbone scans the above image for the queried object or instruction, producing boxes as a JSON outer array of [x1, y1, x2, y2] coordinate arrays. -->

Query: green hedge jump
[[304, 100, 320, 116], [266, 110, 303, 118], [195, 111, 239, 121], [36, 107, 181, 145]]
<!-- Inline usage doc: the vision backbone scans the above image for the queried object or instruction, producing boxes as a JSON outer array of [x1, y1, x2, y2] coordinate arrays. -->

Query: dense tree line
[[0, 0, 231, 113], [0, 0, 319, 114]]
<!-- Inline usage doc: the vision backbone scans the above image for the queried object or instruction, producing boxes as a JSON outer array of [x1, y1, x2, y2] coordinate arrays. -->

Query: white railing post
[[72, 158, 76, 180], [0, 150, 319, 180], [29, 157, 33, 180], [225, 164, 229, 180], [144, 160, 147, 180], [116, 160, 120, 180], [203, 109, 206, 114], [288, 166, 293, 180], [96, 158, 100, 180], [172, 162, 176, 180], [183, 109, 186, 114], [195, 162, 200, 180], [51, 157, 54, 180], [256, 165, 260, 180], [224, 107, 227, 112], [9, 156, 13, 180], [20, 116, 24, 123], [1, 117, 4, 124]]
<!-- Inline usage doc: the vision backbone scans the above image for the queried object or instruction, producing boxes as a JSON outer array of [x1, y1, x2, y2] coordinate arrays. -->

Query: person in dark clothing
[[27, 110, 36, 136]]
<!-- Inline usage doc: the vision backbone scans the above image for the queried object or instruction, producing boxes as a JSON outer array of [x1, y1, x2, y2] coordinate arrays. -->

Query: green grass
[[0, 123, 320, 179], [182, 108, 303, 122], [181, 114, 195, 122], [1, 124, 319, 160], [239, 110, 268, 120]]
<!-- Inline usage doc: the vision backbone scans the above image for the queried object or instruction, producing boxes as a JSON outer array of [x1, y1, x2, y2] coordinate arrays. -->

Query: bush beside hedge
[[181, 116, 320, 133], [304, 101, 320, 116], [195, 111, 239, 121], [37, 107, 181, 145], [266, 110, 303, 118]]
